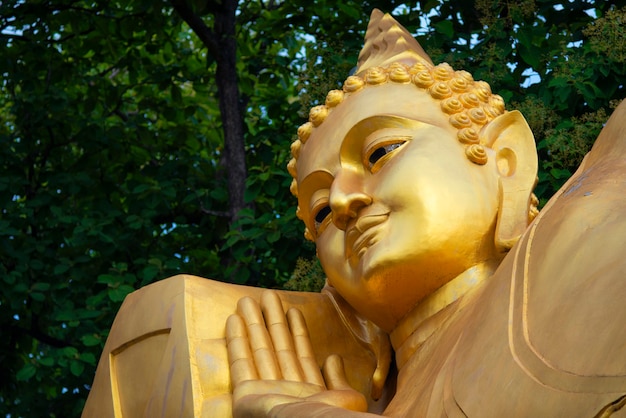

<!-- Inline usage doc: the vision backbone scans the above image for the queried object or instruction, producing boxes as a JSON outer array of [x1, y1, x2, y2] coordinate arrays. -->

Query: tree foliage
[[1, 0, 625, 415]]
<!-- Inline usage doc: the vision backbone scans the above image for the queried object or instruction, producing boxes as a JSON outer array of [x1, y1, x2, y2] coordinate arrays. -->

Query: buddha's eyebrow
[[340, 115, 429, 154], [299, 170, 335, 204]]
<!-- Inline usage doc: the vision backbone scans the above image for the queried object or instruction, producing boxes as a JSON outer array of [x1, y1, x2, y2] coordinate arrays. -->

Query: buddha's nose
[[329, 171, 372, 231]]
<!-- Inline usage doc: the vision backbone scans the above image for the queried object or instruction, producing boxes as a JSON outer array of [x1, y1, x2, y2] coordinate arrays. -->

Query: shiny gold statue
[[83, 10, 626, 417]]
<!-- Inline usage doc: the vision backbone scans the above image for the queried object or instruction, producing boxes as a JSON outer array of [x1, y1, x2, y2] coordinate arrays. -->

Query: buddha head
[[288, 10, 538, 332]]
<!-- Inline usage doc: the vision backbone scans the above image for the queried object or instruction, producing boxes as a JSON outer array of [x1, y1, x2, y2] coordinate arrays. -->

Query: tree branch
[[200, 207, 230, 217], [29, 330, 72, 348], [169, 0, 220, 59], [0, 33, 30, 42], [7, 323, 72, 349]]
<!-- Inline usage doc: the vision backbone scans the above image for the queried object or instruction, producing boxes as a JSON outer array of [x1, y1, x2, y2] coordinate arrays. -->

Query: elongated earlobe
[[481, 111, 538, 251]]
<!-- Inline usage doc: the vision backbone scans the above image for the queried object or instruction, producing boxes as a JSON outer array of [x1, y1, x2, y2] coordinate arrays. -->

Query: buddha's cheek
[[316, 227, 353, 285]]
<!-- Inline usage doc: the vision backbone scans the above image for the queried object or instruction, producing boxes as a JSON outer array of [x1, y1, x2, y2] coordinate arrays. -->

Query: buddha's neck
[[389, 260, 498, 369]]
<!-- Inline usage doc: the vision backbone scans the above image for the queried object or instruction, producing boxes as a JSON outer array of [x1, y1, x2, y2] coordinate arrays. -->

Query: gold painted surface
[[110, 330, 170, 416], [84, 9, 626, 418], [83, 276, 386, 417]]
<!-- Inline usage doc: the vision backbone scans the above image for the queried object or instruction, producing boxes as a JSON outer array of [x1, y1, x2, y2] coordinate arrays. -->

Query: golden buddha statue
[[83, 10, 626, 417]]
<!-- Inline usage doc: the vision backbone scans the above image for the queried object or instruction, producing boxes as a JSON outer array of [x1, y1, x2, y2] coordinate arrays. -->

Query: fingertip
[[261, 290, 287, 326], [237, 296, 256, 312], [322, 354, 351, 391], [260, 289, 281, 307], [286, 307, 302, 317], [237, 296, 264, 325], [286, 307, 307, 332], [225, 314, 246, 340], [323, 354, 343, 372]]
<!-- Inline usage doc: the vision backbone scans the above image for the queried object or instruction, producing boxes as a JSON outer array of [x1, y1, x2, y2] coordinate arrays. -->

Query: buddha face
[[296, 84, 502, 332]]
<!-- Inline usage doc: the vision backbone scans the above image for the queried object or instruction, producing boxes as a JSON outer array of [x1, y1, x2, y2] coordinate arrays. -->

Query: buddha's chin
[[356, 243, 420, 283], [359, 251, 463, 308]]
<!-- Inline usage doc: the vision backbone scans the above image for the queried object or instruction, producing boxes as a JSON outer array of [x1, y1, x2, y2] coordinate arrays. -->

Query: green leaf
[[38, 357, 55, 367], [148, 257, 163, 268], [3, 272, 17, 285], [70, 360, 84, 377], [108, 284, 135, 302], [267, 230, 280, 243], [265, 180, 279, 196], [244, 186, 260, 203], [53, 263, 71, 275], [518, 44, 540, 69], [433, 20, 454, 39], [97, 274, 119, 285], [337, 3, 360, 20], [224, 234, 240, 249], [29, 259, 44, 270], [550, 168, 571, 179], [30, 292, 45, 302], [232, 267, 250, 285], [16, 363, 36, 381], [31, 282, 50, 292], [171, 84, 182, 103], [80, 352, 97, 365], [141, 264, 160, 283], [132, 184, 151, 194], [548, 77, 568, 88], [63, 347, 79, 358], [81, 334, 102, 347]]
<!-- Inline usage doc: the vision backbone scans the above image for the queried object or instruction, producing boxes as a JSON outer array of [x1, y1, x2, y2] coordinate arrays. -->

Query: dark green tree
[[1, 1, 625, 416]]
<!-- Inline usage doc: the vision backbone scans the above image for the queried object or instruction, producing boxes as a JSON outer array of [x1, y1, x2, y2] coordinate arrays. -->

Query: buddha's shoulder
[[503, 177, 626, 390], [427, 172, 626, 416], [515, 100, 626, 376], [438, 104, 626, 416]]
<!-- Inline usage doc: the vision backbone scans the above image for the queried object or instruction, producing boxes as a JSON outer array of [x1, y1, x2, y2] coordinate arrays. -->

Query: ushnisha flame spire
[[355, 9, 433, 75]]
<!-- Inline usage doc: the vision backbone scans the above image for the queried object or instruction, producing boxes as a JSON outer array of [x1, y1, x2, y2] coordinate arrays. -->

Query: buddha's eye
[[368, 143, 403, 165], [309, 189, 331, 237], [314, 205, 331, 231], [365, 139, 408, 173]]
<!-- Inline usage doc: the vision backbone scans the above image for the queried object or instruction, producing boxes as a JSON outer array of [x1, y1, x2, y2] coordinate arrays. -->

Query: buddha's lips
[[345, 213, 389, 259]]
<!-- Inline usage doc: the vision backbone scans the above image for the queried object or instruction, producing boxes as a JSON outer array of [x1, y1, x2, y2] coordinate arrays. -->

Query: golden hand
[[226, 290, 371, 417]]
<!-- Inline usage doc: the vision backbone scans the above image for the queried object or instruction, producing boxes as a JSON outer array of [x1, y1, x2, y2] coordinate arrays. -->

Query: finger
[[237, 296, 281, 380], [286, 307, 325, 387], [310, 356, 369, 413], [261, 291, 305, 382], [322, 354, 352, 391], [226, 314, 259, 386]]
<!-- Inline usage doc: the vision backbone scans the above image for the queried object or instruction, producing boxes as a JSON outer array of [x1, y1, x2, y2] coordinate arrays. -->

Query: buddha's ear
[[482, 110, 538, 251]]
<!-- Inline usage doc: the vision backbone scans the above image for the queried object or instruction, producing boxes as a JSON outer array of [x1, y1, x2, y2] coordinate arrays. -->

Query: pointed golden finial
[[355, 9, 433, 75]]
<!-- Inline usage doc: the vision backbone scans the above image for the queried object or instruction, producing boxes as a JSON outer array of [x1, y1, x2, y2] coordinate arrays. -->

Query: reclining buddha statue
[[83, 9, 626, 417]]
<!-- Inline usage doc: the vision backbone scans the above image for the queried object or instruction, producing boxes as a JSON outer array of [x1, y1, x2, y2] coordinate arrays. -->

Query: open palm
[[226, 290, 373, 417]]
